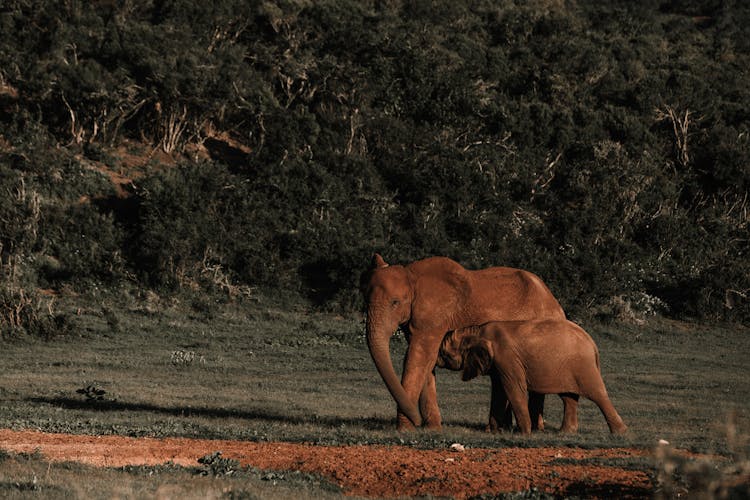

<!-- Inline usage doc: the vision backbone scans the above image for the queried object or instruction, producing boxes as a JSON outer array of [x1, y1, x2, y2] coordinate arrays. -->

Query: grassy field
[[1, 291, 748, 497]]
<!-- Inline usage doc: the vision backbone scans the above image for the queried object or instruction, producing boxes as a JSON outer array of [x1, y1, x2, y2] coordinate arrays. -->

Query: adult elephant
[[363, 254, 565, 430]]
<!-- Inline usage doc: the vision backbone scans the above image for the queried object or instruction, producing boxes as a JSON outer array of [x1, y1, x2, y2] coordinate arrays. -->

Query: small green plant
[[76, 385, 107, 402], [101, 306, 121, 333], [170, 349, 205, 367], [197, 451, 240, 476]]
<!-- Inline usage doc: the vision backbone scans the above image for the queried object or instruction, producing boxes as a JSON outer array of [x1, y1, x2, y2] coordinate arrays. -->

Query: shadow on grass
[[30, 396, 395, 430]]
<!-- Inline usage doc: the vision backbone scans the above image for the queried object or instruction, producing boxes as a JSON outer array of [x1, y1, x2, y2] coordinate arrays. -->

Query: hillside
[[1, 0, 749, 334]]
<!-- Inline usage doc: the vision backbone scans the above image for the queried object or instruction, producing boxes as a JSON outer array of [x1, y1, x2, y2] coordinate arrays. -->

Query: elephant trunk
[[366, 316, 422, 426]]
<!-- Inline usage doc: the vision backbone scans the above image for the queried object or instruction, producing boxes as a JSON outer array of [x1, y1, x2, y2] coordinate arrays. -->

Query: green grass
[[0, 449, 342, 499], [1, 292, 749, 497]]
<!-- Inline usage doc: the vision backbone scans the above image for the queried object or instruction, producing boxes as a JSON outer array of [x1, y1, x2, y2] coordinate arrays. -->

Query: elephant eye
[[391, 299, 400, 307]]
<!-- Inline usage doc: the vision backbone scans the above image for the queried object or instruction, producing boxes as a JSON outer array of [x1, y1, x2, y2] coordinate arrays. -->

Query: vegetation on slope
[[1, 0, 748, 333]]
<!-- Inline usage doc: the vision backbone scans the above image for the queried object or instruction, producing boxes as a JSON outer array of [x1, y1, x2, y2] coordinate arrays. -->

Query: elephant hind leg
[[559, 393, 579, 433], [588, 390, 627, 434]]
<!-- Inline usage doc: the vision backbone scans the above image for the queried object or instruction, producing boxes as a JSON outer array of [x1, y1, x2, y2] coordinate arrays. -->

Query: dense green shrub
[[0, 169, 40, 260], [0, 285, 70, 338], [0, 168, 71, 338], [132, 161, 255, 289], [36, 205, 126, 286]]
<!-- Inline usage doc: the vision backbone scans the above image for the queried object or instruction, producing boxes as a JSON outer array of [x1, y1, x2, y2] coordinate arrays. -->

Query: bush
[[0, 285, 69, 339], [37, 204, 126, 287]]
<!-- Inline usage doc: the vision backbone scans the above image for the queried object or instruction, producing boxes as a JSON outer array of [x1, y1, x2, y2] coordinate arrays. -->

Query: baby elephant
[[439, 320, 627, 435]]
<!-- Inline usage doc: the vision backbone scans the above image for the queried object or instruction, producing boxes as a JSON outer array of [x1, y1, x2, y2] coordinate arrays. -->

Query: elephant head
[[460, 336, 494, 381], [363, 254, 422, 426], [436, 330, 465, 371]]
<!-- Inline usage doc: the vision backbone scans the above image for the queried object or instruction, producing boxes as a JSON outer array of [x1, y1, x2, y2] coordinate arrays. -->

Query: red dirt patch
[[0, 429, 655, 498]]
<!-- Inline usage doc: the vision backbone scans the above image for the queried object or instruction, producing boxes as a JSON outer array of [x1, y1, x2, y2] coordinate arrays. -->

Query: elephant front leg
[[488, 371, 511, 432], [397, 330, 445, 431], [505, 383, 532, 435], [418, 368, 442, 429]]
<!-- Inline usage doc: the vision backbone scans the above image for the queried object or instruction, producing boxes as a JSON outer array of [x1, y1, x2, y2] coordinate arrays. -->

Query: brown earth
[[0, 429, 659, 498], [77, 135, 252, 200]]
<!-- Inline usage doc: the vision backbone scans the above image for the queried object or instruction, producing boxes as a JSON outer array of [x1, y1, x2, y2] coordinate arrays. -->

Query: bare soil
[[0, 429, 660, 498]]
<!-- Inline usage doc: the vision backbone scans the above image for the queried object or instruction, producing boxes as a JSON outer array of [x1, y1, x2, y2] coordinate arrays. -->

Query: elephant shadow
[[29, 396, 395, 430]]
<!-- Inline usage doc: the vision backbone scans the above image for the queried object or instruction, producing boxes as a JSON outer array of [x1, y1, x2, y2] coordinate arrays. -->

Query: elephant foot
[[420, 410, 442, 430], [486, 425, 514, 433], [486, 417, 507, 434], [421, 412, 442, 430], [397, 413, 442, 431], [397, 413, 420, 431]]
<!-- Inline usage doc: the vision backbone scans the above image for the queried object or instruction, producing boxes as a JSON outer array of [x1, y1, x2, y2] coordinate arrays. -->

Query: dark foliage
[[0, 1, 748, 322]]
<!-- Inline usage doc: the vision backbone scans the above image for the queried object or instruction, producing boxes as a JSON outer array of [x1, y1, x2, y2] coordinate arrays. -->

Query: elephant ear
[[461, 339, 493, 381], [372, 253, 389, 269]]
